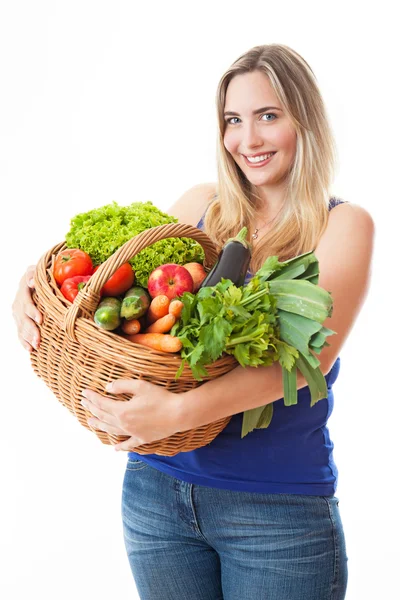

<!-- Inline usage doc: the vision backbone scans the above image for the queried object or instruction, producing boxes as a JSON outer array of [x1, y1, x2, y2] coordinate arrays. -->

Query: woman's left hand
[[80, 379, 185, 451]]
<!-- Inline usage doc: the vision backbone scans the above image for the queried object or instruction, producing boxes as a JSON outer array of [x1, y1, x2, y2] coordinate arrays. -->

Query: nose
[[241, 121, 264, 150]]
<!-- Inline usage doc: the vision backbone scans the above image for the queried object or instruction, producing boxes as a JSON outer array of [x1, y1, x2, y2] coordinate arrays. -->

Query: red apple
[[147, 263, 194, 299], [183, 262, 207, 292]]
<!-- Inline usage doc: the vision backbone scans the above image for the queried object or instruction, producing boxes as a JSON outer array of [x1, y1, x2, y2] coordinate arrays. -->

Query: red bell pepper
[[60, 275, 92, 302]]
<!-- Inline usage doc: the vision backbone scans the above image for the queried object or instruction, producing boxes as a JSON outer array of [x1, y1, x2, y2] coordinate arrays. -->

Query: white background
[[1, 1, 398, 599]]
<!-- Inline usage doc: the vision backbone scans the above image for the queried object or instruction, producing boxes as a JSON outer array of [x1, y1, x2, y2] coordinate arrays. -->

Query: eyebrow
[[223, 106, 283, 117]]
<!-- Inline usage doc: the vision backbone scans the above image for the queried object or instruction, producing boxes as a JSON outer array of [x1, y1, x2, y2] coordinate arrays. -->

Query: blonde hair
[[204, 43, 339, 273]]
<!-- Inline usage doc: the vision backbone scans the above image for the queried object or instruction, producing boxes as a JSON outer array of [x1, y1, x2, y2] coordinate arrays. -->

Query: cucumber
[[94, 297, 122, 331], [120, 286, 151, 320]]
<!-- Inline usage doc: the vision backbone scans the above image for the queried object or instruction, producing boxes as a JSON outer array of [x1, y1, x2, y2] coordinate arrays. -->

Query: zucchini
[[94, 297, 122, 331], [120, 286, 151, 320]]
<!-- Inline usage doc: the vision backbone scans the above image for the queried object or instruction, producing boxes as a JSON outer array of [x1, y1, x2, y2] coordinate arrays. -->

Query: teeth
[[246, 152, 275, 163]]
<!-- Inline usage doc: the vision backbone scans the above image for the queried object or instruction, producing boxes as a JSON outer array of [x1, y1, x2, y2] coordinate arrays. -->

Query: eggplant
[[199, 227, 251, 288]]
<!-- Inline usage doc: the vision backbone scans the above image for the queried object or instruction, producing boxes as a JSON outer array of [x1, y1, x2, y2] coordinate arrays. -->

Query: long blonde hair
[[204, 43, 339, 273]]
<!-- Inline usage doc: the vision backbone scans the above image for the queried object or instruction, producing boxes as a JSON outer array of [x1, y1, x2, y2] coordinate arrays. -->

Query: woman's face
[[223, 71, 297, 195]]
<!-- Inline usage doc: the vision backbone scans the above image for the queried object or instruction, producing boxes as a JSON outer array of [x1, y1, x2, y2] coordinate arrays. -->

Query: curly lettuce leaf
[[65, 200, 205, 287]]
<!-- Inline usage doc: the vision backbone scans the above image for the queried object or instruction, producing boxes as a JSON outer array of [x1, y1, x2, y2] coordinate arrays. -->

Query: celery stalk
[[295, 353, 328, 406], [283, 366, 298, 406]]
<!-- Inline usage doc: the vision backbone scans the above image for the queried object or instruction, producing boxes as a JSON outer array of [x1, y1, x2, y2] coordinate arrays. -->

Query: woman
[[13, 44, 374, 599]]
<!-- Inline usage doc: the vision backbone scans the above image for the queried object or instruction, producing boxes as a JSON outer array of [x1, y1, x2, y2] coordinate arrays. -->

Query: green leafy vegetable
[[171, 277, 281, 379], [241, 403, 274, 438], [65, 201, 204, 287], [172, 251, 336, 438]]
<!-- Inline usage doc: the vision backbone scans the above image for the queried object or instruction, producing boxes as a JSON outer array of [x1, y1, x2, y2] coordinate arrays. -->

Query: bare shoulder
[[317, 201, 375, 257], [328, 200, 374, 222], [166, 182, 217, 226]]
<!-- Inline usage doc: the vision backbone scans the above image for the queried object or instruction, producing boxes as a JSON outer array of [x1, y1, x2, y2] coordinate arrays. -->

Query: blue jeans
[[121, 458, 348, 600]]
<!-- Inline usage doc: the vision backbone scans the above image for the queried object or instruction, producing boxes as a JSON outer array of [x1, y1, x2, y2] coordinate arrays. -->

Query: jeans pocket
[[126, 457, 149, 472]]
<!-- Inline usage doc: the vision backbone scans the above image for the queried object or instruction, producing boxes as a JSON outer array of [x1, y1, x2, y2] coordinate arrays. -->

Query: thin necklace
[[251, 204, 284, 240], [252, 215, 276, 240]]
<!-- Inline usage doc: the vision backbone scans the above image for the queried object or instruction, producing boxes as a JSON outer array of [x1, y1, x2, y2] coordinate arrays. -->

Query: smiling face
[[223, 70, 297, 203]]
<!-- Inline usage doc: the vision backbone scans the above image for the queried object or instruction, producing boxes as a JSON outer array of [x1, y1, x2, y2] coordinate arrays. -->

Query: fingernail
[[29, 279, 34, 287], [82, 389, 88, 397], [35, 316, 41, 324], [106, 382, 113, 392]]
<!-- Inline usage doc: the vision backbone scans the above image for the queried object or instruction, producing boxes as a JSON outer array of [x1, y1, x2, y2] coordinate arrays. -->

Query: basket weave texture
[[30, 223, 238, 456]]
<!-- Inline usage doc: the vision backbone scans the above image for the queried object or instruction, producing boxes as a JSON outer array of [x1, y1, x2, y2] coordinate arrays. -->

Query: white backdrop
[[1, 1, 398, 599]]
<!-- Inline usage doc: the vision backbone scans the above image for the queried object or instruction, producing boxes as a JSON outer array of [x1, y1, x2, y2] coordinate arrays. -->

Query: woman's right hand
[[12, 265, 43, 352]]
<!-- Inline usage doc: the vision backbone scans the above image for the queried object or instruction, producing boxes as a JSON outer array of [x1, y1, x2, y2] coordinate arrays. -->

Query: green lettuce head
[[65, 200, 205, 288]]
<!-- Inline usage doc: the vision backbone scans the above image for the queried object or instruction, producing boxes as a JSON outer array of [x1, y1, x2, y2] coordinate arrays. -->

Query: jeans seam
[[126, 465, 148, 471], [188, 485, 215, 546], [323, 497, 339, 600]]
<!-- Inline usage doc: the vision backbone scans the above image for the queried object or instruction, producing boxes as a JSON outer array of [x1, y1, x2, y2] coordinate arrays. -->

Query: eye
[[225, 117, 240, 125], [261, 113, 277, 121], [225, 113, 277, 125]]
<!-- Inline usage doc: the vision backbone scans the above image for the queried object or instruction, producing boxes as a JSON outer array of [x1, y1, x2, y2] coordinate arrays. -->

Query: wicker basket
[[30, 223, 238, 456]]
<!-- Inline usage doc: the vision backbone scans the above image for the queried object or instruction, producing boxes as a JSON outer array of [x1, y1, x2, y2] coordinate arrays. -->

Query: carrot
[[145, 313, 176, 333], [168, 299, 184, 318], [121, 318, 141, 335], [126, 333, 183, 353], [147, 295, 170, 324]]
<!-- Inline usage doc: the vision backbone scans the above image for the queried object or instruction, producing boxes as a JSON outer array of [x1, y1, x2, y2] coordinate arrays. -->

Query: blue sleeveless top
[[128, 196, 346, 495]]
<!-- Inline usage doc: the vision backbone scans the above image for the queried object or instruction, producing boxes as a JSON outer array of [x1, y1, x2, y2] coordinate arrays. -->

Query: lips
[[243, 152, 277, 168], [244, 151, 276, 158]]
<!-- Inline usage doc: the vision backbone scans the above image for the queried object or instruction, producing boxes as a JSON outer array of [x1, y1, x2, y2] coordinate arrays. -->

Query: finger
[[25, 265, 37, 288], [81, 391, 122, 424], [25, 303, 43, 326], [19, 277, 43, 325], [22, 280, 36, 300], [87, 417, 127, 435], [19, 336, 34, 352], [20, 321, 40, 349], [114, 437, 142, 451], [81, 400, 118, 425], [19, 335, 38, 352], [106, 378, 151, 396]]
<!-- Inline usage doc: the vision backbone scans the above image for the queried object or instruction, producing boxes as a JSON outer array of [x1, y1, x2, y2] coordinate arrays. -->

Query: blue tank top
[[128, 196, 346, 495]]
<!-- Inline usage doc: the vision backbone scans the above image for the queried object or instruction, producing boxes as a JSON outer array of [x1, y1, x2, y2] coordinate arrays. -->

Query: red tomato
[[93, 262, 135, 296], [54, 249, 93, 286], [60, 275, 92, 302]]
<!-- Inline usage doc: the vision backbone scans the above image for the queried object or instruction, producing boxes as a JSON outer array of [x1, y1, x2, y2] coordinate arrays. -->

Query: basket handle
[[64, 222, 218, 341]]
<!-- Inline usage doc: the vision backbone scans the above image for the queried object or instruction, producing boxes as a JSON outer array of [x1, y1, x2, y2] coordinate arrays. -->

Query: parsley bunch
[[172, 277, 286, 380]]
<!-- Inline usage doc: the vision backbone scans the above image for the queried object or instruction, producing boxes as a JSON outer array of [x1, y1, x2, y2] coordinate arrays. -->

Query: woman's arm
[[178, 202, 375, 431], [82, 202, 374, 449]]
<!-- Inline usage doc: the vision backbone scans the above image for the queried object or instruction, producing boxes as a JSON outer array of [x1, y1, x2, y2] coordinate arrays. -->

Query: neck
[[249, 185, 287, 241], [250, 183, 287, 215]]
